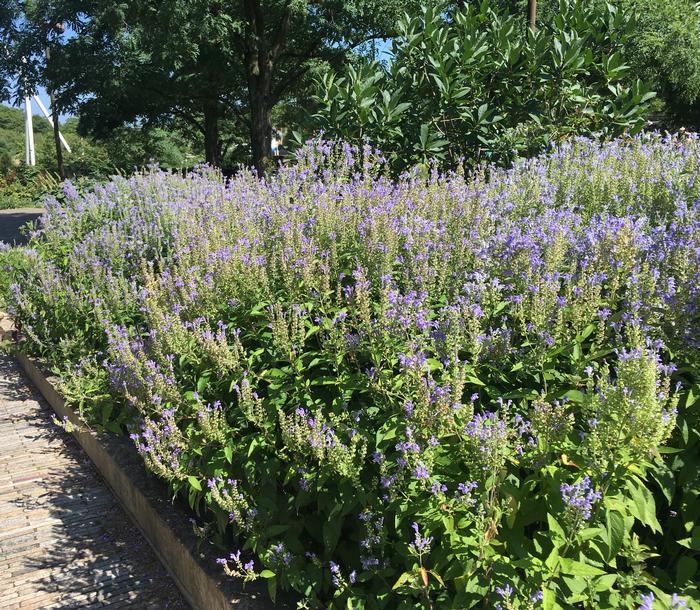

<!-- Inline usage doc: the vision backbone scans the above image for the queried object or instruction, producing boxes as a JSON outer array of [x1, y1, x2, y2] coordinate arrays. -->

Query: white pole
[[32, 94, 72, 153], [24, 96, 36, 166], [24, 98, 29, 165]]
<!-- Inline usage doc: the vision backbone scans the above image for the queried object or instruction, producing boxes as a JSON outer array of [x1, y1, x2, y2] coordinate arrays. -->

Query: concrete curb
[[6, 340, 277, 610]]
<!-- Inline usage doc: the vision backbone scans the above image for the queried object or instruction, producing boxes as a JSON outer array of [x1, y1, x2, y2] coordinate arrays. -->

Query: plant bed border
[[3, 326, 277, 610]]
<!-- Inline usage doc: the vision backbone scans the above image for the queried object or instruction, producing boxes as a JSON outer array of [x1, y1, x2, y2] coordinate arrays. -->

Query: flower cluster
[[217, 549, 257, 582], [560, 476, 602, 526], [129, 408, 187, 481], [408, 522, 433, 559], [6, 135, 699, 608], [639, 592, 688, 610], [207, 476, 255, 528]]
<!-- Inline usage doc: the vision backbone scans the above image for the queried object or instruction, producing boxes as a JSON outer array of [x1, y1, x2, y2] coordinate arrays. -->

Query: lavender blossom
[[560, 476, 602, 522]]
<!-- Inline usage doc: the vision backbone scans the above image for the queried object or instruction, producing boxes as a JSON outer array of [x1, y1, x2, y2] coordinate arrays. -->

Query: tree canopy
[[309, 0, 655, 172], [2, 0, 415, 173], [2, 0, 700, 175]]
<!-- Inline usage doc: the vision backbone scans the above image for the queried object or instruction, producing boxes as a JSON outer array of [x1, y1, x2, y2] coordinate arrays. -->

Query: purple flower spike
[[638, 592, 654, 610], [561, 476, 602, 522]]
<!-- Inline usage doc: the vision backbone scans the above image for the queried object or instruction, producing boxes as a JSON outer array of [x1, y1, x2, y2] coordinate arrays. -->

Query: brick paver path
[[0, 354, 189, 609]]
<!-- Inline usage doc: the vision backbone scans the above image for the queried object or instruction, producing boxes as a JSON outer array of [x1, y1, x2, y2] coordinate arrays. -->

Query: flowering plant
[[3, 135, 700, 609]]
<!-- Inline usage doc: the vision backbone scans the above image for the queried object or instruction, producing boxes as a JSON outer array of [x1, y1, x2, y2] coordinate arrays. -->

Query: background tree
[[0, 2, 24, 103], [5, 0, 700, 177], [476, 0, 700, 128], [309, 0, 655, 172], [45, 1, 246, 168], [0, 0, 69, 177], [617, 0, 700, 128], [14, 0, 413, 174]]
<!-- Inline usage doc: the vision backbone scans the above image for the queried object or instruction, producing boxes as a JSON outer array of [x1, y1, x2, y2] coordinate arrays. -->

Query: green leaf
[[260, 569, 276, 578], [678, 527, 700, 551], [542, 588, 560, 610], [224, 445, 233, 464], [547, 513, 566, 542], [559, 558, 607, 577], [545, 547, 560, 571], [188, 476, 202, 491], [650, 463, 675, 503], [675, 556, 697, 585], [572, 343, 581, 361], [593, 573, 618, 592], [263, 368, 288, 379], [605, 510, 625, 561], [323, 519, 342, 553], [267, 575, 277, 604], [248, 437, 260, 458], [392, 572, 412, 590], [563, 389, 584, 403], [196, 375, 209, 394], [429, 570, 445, 587], [625, 480, 661, 533]]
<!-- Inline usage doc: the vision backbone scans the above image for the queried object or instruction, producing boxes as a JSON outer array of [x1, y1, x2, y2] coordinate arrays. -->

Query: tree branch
[[245, 0, 264, 35], [172, 107, 204, 133], [243, 0, 263, 77], [269, 6, 292, 62], [272, 64, 312, 102]]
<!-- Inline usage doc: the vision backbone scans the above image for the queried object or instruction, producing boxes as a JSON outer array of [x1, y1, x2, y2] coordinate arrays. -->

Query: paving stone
[[0, 355, 189, 609]]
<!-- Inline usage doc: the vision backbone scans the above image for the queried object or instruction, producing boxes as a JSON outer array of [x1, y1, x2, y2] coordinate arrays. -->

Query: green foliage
[[308, 0, 655, 171], [616, 0, 700, 128], [0, 103, 112, 187], [0, 169, 50, 209], [472, 0, 700, 129], [0, 104, 200, 209], [98, 125, 200, 171], [3, 136, 700, 608], [3, 0, 418, 171], [1, 105, 56, 175], [0, 245, 32, 308]]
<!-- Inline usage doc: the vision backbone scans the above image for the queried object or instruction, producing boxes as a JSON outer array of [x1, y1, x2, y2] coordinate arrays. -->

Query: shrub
[[510, 0, 700, 130], [0, 243, 32, 308], [618, 0, 700, 129], [0, 167, 58, 209], [0, 166, 98, 210], [307, 0, 656, 172], [4, 136, 700, 609]]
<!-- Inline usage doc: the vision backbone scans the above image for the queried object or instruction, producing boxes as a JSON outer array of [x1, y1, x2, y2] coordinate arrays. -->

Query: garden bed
[[2, 323, 277, 610], [1, 137, 699, 609]]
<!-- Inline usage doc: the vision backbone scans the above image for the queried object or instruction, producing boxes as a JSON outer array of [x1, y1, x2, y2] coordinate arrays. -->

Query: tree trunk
[[49, 89, 65, 180], [248, 82, 272, 176], [242, 0, 289, 176], [203, 101, 221, 166], [45, 46, 65, 179], [527, 0, 537, 31]]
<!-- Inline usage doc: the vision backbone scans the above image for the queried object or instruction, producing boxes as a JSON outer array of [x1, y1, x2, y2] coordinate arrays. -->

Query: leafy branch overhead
[[308, 0, 656, 172]]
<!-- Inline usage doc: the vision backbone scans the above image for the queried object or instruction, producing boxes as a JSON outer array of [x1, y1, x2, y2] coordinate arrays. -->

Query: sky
[[6, 86, 67, 116]]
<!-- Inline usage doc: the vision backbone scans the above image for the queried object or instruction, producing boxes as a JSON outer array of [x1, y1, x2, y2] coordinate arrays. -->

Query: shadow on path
[[0, 355, 189, 609], [0, 209, 44, 246]]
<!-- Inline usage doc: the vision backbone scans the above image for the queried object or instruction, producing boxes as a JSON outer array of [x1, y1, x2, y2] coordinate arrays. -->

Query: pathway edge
[[13, 350, 256, 610]]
